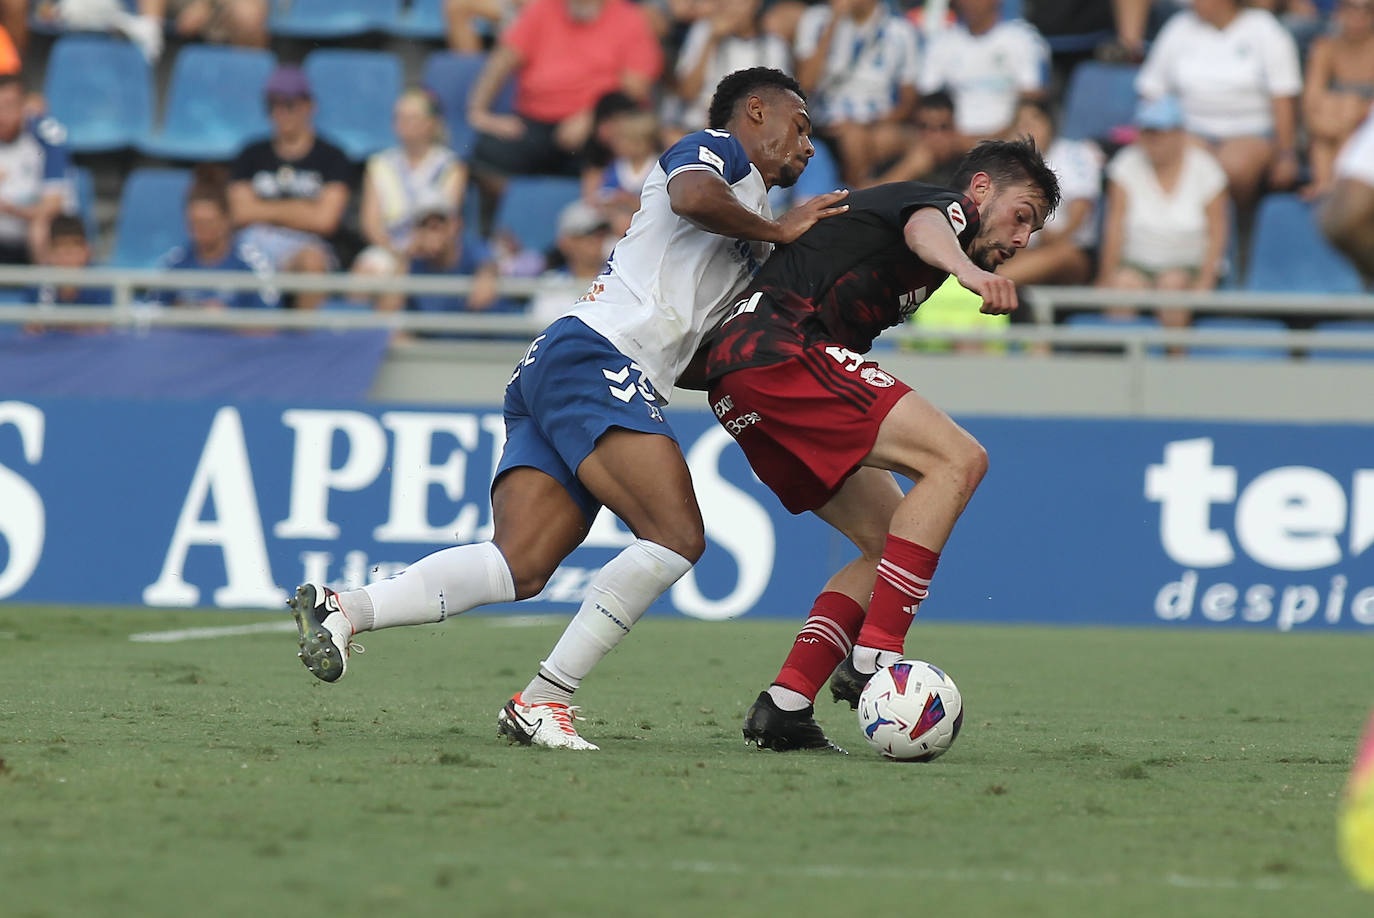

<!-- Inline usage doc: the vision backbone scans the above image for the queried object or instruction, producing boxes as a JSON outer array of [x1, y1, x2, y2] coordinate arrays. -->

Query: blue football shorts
[[494, 316, 678, 522]]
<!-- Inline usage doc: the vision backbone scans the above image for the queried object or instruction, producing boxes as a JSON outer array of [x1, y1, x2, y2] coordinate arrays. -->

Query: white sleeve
[[917, 34, 948, 94], [1009, 23, 1049, 92], [675, 21, 710, 81], [894, 20, 922, 90], [1135, 14, 1183, 99], [794, 7, 829, 60], [1259, 15, 1302, 97]]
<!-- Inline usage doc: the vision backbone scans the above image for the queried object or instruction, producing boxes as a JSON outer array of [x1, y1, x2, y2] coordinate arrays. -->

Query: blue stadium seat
[[1064, 312, 1164, 355], [493, 177, 584, 255], [1308, 320, 1374, 362], [140, 45, 275, 161], [303, 49, 403, 161], [270, 0, 400, 39], [422, 52, 517, 159], [1059, 61, 1138, 143], [44, 35, 153, 153], [111, 168, 192, 268], [390, 0, 446, 39], [1243, 193, 1365, 294], [71, 166, 96, 242], [1189, 316, 1289, 360]]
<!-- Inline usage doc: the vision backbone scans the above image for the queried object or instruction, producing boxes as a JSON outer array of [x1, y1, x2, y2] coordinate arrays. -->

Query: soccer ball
[[857, 660, 964, 761]]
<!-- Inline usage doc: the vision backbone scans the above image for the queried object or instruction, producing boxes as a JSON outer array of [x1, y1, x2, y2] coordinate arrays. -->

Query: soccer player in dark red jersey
[[700, 138, 1060, 751]]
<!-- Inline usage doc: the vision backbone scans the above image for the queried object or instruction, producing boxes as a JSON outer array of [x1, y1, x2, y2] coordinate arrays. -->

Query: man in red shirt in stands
[[465, 0, 662, 228]]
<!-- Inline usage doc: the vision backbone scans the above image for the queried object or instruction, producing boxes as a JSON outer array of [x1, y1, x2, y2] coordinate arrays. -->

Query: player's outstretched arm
[[668, 171, 848, 244], [903, 209, 1018, 315]]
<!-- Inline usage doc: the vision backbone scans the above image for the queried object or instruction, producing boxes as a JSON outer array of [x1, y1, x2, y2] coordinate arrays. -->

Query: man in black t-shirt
[[228, 66, 352, 309], [702, 138, 1060, 753]]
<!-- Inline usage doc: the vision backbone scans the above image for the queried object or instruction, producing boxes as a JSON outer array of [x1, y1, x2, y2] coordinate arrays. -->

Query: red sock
[[856, 534, 940, 654], [774, 591, 866, 701]]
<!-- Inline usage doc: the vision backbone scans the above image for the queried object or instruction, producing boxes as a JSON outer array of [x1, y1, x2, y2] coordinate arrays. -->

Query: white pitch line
[[128, 612, 570, 643], [128, 621, 297, 643]]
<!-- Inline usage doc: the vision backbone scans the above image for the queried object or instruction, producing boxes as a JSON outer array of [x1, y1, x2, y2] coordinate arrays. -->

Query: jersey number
[[825, 346, 865, 372]]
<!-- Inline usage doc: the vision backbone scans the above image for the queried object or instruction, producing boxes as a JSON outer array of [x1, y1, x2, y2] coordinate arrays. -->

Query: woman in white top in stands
[[1096, 96, 1231, 331], [356, 89, 467, 274], [1135, 0, 1302, 224]]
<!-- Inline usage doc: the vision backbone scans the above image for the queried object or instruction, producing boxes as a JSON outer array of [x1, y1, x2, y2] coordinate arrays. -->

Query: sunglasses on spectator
[[267, 95, 309, 110]]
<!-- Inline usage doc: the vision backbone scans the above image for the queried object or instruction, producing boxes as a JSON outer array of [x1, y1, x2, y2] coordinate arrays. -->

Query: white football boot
[[497, 693, 599, 750], [289, 583, 362, 683]]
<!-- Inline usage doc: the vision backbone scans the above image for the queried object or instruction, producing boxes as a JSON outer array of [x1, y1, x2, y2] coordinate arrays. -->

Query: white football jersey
[[570, 129, 772, 402]]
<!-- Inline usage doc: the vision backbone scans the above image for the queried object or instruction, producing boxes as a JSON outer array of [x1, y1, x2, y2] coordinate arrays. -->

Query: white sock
[[767, 685, 811, 712], [338, 542, 515, 632], [852, 645, 902, 675], [522, 539, 692, 705]]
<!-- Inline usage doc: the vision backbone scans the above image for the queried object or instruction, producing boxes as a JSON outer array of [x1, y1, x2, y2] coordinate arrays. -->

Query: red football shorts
[[706, 344, 912, 514]]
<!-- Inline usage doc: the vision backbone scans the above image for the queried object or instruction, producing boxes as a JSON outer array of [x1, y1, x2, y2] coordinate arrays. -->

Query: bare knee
[[956, 437, 989, 493], [644, 526, 705, 565]]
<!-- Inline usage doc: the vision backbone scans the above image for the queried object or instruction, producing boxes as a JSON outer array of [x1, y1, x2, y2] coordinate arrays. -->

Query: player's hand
[[771, 189, 849, 244], [957, 267, 1019, 315]]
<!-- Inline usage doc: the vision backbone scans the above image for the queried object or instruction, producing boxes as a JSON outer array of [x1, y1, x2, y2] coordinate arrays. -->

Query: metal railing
[[1, 266, 1371, 356]]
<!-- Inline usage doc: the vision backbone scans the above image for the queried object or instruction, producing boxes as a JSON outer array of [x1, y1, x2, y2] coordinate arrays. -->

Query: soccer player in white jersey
[[1320, 106, 1374, 282], [289, 68, 849, 749]]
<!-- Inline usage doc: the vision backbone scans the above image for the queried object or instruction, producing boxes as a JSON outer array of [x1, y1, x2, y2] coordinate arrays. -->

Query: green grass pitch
[[1, 606, 1370, 918]]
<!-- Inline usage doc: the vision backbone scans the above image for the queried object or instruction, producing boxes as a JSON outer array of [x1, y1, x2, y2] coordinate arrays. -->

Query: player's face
[[969, 181, 1047, 271], [758, 92, 815, 189]]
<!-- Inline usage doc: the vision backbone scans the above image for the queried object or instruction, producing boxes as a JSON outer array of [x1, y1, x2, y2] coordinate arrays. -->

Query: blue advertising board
[[0, 398, 1370, 631]]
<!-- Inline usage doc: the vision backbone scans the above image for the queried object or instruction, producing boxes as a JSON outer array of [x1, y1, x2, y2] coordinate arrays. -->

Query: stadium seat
[[390, 0, 446, 39], [270, 0, 400, 39], [111, 168, 192, 268], [1059, 61, 1139, 143], [1243, 193, 1366, 294], [492, 176, 584, 255], [422, 52, 517, 159], [1063, 312, 1164, 355], [1189, 316, 1289, 360], [44, 35, 153, 153], [1308, 320, 1374, 362], [140, 45, 275, 161], [303, 49, 403, 161], [71, 166, 96, 242]]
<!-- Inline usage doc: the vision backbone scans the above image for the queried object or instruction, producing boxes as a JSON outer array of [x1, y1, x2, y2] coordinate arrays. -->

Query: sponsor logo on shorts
[[724, 411, 763, 436], [602, 362, 659, 406], [861, 367, 895, 388], [712, 395, 734, 418]]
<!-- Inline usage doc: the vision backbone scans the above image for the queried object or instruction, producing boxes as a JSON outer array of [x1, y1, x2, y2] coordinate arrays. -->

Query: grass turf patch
[[0, 607, 1370, 917]]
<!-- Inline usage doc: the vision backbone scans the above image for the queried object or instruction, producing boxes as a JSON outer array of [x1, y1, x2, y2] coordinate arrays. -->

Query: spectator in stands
[[384, 192, 504, 314], [445, 0, 530, 52], [530, 199, 613, 322], [228, 66, 352, 311], [1302, 0, 1374, 198], [157, 170, 277, 310], [794, 0, 921, 186], [998, 99, 1102, 287], [29, 214, 110, 308], [1135, 0, 1302, 235], [0, 74, 68, 265], [357, 89, 466, 276], [917, 0, 1049, 146], [1096, 96, 1230, 331], [666, 0, 790, 138], [584, 96, 661, 236], [1, 0, 24, 59], [1319, 105, 1374, 281], [138, 0, 268, 49], [870, 88, 965, 187], [465, 0, 663, 229]]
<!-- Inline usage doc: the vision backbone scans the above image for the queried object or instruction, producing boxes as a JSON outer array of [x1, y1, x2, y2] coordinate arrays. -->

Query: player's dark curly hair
[[951, 137, 1062, 217], [706, 68, 805, 131]]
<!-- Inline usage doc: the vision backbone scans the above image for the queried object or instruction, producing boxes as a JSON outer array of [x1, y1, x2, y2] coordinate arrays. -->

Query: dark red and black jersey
[[704, 182, 979, 380]]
